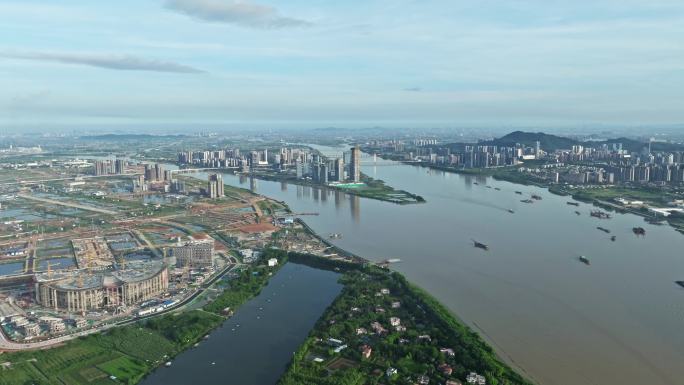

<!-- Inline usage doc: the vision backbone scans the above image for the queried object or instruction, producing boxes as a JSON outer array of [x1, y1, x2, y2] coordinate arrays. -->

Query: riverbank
[[387, 156, 684, 235], [0, 249, 288, 385], [178, 164, 426, 205], [278, 256, 533, 385], [242, 170, 425, 205]]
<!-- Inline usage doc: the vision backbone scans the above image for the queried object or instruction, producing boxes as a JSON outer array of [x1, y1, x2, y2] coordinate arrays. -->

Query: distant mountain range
[[476, 131, 682, 152]]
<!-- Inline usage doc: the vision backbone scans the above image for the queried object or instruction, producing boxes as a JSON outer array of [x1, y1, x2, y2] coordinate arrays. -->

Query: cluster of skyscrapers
[[406, 144, 539, 169], [144, 163, 172, 182], [177, 145, 363, 186], [539, 144, 684, 184], [93, 159, 127, 176], [204, 174, 224, 199]]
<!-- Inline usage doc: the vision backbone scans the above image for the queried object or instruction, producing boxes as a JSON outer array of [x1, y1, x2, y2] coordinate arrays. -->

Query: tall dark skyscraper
[[114, 159, 125, 174], [320, 164, 329, 184], [154, 164, 162, 181], [350, 145, 361, 183]]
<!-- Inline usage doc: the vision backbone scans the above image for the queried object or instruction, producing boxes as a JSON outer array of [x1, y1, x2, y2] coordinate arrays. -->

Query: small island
[[279, 255, 532, 385]]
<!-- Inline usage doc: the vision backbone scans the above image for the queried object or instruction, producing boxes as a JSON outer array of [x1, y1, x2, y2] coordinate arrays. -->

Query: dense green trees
[[278, 266, 533, 385]]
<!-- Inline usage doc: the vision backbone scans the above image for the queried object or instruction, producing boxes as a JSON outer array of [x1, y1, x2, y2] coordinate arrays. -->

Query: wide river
[[177, 144, 684, 385]]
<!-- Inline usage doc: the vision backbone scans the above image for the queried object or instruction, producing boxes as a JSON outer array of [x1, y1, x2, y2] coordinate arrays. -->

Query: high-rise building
[[250, 151, 260, 167], [295, 160, 304, 179], [214, 174, 224, 197], [312, 163, 321, 183], [350, 145, 361, 182], [94, 160, 105, 176], [172, 241, 214, 268], [154, 164, 162, 181], [207, 174, 224, 198], [144, 164, 154, 181], [320, 164, 329, 184], [207, 180, 218, 198], [115, 159, 125, 174], [334, 158, 344, 181], [170, 180, 185, 194], [94, 160, 114, 176]]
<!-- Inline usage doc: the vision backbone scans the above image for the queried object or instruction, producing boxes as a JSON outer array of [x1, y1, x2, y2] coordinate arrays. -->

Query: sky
[[0, 0, 683, 131]]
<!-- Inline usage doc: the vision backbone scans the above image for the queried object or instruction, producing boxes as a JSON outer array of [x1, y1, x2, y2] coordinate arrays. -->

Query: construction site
[[0, 156, 334, 347]]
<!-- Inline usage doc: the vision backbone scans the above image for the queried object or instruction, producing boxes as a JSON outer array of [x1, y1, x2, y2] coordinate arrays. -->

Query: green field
[[568, 186, 677, 205], [0, 310, 222, 385]]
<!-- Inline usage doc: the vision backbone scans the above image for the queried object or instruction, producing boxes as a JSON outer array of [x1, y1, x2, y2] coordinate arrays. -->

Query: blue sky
[[1, 0, 683, 130]]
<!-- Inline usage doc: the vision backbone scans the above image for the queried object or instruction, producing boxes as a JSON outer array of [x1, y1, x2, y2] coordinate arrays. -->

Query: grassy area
[[567, 186, 677, 206], [204, 249, 288, 314], [344, 174, 425, 204], [278, 258, 532, 385], [256, 199, 287, 216], [0, 319, 221, 385]]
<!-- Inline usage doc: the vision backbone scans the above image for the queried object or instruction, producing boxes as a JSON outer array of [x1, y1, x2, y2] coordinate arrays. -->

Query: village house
[[360, 344, 372, 359]]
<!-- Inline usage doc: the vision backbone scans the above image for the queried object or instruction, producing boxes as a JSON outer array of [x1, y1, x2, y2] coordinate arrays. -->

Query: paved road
[[17, 194, 118, 215], [0, 173, 142, 186]]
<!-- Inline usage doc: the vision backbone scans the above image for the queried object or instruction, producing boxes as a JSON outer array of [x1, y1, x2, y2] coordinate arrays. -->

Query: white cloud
[[165, 0, 312, 29], [0, 51, 205, 73]]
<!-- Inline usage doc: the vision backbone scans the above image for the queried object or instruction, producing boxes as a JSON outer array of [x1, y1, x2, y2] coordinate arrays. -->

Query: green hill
[[482, 131, 580, 151], [438, 131, 681, 153]]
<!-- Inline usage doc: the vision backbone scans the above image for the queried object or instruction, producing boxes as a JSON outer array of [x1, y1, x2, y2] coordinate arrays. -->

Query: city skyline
[[1, 0, 683, 130]]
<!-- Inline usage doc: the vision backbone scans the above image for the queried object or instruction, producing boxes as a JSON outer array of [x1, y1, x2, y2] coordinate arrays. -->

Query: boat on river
[[579, 255, 590, 265], [590, 210, 611, 219], [515, 191, 522, 195], [531, 194, 542, 200], [575, 211, 581, 215], [676, 281, 684, 289], [376, 258, 401, 268], [610, 235, 617, 241], [472, 240, 489, 251], [508, 209, 515, 214], [596, 226, 611, 234], [567, 201, 580, 206], [633, 227, 646, 236], [521, 199, 534, 204]]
